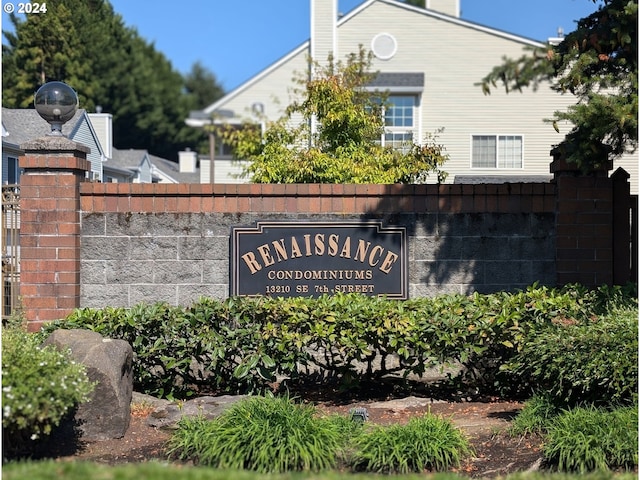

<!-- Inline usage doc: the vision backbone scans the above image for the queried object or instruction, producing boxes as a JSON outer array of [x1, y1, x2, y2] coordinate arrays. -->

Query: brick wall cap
[[21, 135, 91, 154]]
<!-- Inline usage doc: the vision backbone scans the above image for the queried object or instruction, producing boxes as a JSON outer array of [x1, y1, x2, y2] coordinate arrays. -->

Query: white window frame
[[380, 95, 418, 153], [471, 134, 524, 169]]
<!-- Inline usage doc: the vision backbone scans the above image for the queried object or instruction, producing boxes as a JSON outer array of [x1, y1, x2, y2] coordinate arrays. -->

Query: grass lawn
[[2, 461, 637, 480]]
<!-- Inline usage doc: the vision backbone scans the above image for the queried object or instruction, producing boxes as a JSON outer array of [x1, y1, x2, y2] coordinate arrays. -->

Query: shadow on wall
[[365, 187, 556, 296]]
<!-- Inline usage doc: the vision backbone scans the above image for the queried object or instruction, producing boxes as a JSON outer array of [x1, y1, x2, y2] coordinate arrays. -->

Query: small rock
[[146, 395, 248, 430]]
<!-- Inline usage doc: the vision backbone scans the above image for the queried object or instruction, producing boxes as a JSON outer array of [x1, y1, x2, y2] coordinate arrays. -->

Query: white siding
[[211, 51, 309, 125], [87, 113, 113, 159], [215, 158, 250, 183], [426, 0, 459, 17], [71, 119, 103, 181]]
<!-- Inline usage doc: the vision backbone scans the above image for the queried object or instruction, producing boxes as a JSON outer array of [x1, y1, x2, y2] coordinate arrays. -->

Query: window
[[6, 157, 19, 184], [472, 135, 523, 168], [380, 95, 417, 152]]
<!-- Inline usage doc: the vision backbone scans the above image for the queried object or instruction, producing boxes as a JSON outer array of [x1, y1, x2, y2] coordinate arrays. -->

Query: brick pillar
[[611, 168, 632, 285], [19, 136, 90, 331], [551, 149, 613, 287]]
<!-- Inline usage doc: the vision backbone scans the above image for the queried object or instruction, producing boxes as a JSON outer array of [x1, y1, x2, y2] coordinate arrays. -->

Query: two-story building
[[186, 0, 637, 192]]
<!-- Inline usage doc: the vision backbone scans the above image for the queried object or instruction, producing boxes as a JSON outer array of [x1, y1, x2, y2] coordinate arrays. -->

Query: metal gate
[[2, 185, 20, 322]]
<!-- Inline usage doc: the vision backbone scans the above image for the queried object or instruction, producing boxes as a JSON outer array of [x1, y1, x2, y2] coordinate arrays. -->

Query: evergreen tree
[[479, 0, 637, 170], [2, 0, 224, 160], [183, 61, 226, 156], [184, 61, 225, 111]]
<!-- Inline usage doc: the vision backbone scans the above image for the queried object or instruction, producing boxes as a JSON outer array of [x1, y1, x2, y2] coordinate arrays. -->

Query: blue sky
[[2, 0, 603, 92]]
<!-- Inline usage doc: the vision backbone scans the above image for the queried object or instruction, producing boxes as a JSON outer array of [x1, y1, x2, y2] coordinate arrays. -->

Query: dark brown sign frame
[[230, 221, 408, 298]]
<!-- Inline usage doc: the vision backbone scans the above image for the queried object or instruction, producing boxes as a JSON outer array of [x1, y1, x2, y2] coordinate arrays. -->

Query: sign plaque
[[231, 221, 408, 298]]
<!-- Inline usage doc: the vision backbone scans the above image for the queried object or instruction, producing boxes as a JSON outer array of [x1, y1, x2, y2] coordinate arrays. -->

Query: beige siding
[[311, 0, 337, 66], [208, 0, 638, 193], [212, 51, 309, 125], [338, 2, 576, 183], [426, 0, 459, 17]]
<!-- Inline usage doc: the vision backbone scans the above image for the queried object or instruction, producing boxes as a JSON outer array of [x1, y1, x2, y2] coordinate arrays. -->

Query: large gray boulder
[[42, 329, 133, 440]]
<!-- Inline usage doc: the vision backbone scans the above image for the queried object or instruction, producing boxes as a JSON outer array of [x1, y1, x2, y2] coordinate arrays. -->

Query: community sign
[[230, 221, 407, 298]]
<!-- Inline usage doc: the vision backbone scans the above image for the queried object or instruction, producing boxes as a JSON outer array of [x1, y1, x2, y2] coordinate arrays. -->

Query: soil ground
[[32, 391, 546, 478]]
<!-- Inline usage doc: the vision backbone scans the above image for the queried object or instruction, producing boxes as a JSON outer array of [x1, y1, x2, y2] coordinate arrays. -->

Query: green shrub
[[504, 309, 638, 406], [167, 395, 344, 473], [543, 405, 638, 473], [43, 284, 638, 400], [2, 324, 95, 457], [350, 414, 473, 473]]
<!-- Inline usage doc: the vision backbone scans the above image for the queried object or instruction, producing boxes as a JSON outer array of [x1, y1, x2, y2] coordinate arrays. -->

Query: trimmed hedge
[[43, 284, 637, 403]]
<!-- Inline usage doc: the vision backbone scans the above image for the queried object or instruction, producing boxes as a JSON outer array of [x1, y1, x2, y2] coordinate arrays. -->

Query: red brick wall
[[80, 182, 556, 215]]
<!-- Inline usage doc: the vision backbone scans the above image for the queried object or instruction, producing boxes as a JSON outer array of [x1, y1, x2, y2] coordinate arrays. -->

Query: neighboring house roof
[[106, 148, 157, 181], [106, 148, 200, 183], [109, 148, 148, 170], [2, 107, 105, 181], [1, 107, 99, 151], [454, 175, 553, 184], [149, 155, 200, 183]]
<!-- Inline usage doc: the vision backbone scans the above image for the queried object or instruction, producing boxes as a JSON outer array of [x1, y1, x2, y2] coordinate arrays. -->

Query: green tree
[[479, 0, 637, 170], [2, 5, 93, 108], [2, 0, 220, 160], [221, 48, 448, 183], [183, 61, 226, 155], [403, 0, 425, 7], [184, 61, 225, 111]]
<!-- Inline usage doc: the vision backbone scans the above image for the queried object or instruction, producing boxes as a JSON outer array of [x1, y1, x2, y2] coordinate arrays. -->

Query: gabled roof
[[110, 148, 150, 170], [149, 155, 200, 183], [107, 148, 200, 183], [1, 107, 98, 150], [196, 0, 545, 120]]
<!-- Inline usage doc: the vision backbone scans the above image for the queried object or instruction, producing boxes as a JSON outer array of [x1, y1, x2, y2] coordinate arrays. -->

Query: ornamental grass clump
[[509, 394, 562, 436], [167, 395, 344, 473], [350, 413, 473, 474], [2, 323, 95, 458], [543, 405, 638, 473]]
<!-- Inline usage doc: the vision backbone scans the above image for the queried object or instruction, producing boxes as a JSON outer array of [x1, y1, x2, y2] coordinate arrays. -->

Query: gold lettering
[[271, 239, 288, 262], [257, 244, 275, 267], [242, 252, 262, 274], [354, 240, 371, 263], [340, 237, 352, 258], [303, 234, 312, 256], [379, 251, 399, 274], [328, 234, 339, 256], [290, 237, 302, 258], [314, 234, 325, 255], [368, 245, 384, 267]]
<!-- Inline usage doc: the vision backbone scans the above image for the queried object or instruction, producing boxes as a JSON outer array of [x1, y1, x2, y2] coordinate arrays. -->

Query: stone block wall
[[78, 183, 555, 308]]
